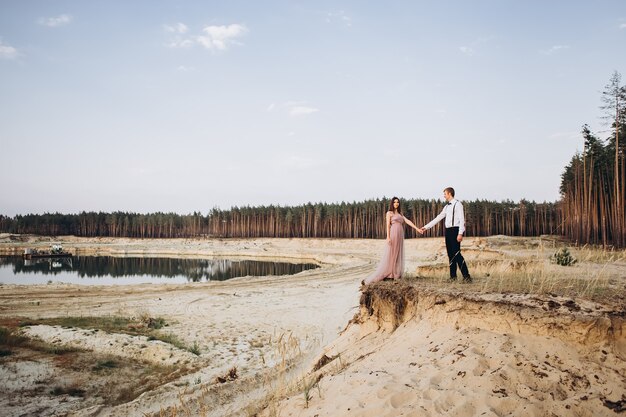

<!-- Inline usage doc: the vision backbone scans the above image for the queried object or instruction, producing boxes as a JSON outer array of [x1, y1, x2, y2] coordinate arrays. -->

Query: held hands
[[417, 227, 425, 235]]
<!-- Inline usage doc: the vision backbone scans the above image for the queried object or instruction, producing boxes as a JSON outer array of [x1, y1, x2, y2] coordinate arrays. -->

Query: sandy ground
[[266, 284, 626, 417], [0, 234, 624, 416]]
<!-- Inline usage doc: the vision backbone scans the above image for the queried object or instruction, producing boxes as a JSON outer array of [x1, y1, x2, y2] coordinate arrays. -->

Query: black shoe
[[448, 277, 457, 282], [462, 275, 472, 283]]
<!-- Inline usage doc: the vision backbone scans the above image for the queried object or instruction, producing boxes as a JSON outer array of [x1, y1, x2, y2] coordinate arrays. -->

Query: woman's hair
[[388, 197, 402, 214]]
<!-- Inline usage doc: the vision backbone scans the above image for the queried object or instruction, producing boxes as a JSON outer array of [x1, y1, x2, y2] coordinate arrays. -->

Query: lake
[[0, 256, 319, 285]]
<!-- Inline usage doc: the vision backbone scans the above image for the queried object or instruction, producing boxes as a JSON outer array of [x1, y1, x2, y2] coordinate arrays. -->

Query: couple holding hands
[[362, 187, 471, 286]]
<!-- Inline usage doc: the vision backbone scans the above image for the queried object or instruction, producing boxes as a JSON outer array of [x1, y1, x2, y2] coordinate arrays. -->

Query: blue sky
[[1, 1, 625, 216]]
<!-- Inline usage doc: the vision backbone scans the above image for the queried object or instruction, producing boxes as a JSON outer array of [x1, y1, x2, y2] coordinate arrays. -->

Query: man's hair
[[444, 187, 455, 197]]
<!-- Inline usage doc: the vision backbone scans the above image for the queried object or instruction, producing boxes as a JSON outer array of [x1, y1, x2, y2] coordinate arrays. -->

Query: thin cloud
[[459, 46, 474, 56], [279, 101, 320, 117], [540, 45, 570, 55], [290, 106, 319, 116], [459, 36, 493, 56], [39, 14, 72, 27], [164, 23, 189, 34], [167, 39, 194, 49], [0, 39, 18, 60], [177, 65, 195, 72], [164, 22, 194, 48], [164, 23, 248, 52], [620, 23, 626, 30], [266, 103, 276, 112], [197, 24, 248, 51], [326, 11, 352, 27]]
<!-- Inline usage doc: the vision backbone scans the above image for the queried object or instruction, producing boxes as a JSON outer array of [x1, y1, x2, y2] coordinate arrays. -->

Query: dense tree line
[[0, 199, 559, 240], [560, 71, 626, 248]]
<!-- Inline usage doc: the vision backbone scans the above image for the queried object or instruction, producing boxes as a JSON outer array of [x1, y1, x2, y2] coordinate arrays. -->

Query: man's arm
[[423, 208, 446, 231]]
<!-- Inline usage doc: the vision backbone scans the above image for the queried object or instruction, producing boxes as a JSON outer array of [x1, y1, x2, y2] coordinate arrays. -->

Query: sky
[[1, 1, 625, 216]]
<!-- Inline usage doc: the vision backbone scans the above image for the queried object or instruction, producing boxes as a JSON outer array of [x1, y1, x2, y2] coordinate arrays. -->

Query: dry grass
[[13, 315, 200, 354], [0, 325, 80, 356], [573, 245, 626, 263], [17, 315, 166, 336], [414, 242, 626, 306]]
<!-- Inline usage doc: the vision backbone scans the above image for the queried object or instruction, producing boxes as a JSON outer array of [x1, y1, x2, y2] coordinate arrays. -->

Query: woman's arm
[[403, 216, 419, 231], [386, 211, 392, 243]]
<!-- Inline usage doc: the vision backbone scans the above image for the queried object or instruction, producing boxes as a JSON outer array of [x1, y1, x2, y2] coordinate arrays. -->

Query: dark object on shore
[[602, 397, 626, 412], [23, 245, 72, 259], [215, 367, 238, 384]]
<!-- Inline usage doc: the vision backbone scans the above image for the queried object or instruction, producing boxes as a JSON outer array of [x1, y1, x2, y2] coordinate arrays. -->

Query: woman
[[362, 197, 420, 285]]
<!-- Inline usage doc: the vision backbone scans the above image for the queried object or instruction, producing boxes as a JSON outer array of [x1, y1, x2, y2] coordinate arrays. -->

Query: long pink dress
[[364, 213, 405, 284]]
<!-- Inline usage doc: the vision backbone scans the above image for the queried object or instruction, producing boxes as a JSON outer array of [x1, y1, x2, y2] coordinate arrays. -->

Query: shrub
[[551, 248, 577, 266]]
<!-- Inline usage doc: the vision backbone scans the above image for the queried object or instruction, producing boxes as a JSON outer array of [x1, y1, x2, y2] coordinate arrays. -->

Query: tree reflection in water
[[0, 256, 319, 282]]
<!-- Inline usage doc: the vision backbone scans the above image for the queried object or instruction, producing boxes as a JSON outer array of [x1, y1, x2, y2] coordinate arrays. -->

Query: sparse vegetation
[[0, 326, 76, 355], [0, 315, 206, 415], [32, 343, 80, 355], [18, 316, 136, 332], [146, 317, 167, 330], [189, 341, 201, 356], [50, 385, 86, 397], [93, 359, 117, 371], [0, 326, 27, 353], [300, 374, 322, 409], [414, 241, 624, 304], [148, 333, 186, 350], [17, 315, 169, 336], [13, 315, 203, 353]]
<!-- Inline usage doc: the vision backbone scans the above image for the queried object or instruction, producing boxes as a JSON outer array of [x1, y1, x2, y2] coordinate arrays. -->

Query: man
[[419, 187, 471, 282]]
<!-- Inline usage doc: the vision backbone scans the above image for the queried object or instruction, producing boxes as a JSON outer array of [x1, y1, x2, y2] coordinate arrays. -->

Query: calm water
[[0, 256, 319, 285]]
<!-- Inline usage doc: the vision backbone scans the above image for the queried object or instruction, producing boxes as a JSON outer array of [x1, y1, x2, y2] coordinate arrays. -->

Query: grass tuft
[[189, 341, 201, 356], [50, 385, 86, 397], [93, 359, 118, 371]]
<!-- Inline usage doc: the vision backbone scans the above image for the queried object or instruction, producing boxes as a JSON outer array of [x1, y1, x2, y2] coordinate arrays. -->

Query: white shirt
[[423, 198, 466, 235]]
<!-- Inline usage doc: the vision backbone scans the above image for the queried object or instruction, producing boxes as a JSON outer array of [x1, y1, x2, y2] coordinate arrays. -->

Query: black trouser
[[445, 227, 469, 278]]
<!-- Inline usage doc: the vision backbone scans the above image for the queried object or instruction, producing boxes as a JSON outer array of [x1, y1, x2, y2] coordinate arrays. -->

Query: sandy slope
[[265, 283, 625, 417]]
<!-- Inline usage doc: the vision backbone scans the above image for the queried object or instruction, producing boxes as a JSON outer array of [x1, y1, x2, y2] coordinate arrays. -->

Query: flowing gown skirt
[[364, 216, 405, 284]]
